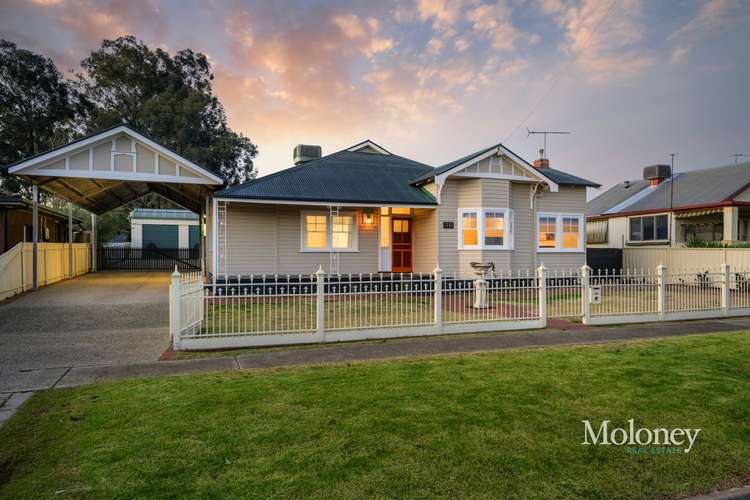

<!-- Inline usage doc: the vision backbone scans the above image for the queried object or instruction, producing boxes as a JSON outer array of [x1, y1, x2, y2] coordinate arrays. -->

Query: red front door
[[392, 218, 412, 272]]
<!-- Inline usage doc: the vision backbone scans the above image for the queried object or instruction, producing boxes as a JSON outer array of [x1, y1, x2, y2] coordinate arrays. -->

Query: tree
[[77, 36, 257, 185], [0, 40, 82, 195]]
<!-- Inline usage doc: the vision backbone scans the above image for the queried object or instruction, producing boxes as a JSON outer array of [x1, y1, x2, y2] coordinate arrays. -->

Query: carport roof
[[4, 125, 222, 214]]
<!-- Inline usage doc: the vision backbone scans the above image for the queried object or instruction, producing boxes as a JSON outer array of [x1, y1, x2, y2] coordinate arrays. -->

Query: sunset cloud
[[416, 0, 465, 30], [668, 0, 748, 63], [551, 0, 654, 81]]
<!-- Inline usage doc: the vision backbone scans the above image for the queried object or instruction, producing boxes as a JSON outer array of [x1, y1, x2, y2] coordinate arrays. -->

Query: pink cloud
[[668, 0, 748, 63], [554, 0, 654, 81]]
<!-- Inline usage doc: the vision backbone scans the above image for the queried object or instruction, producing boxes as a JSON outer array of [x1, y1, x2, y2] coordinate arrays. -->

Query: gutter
[[214, 197, 438, 208]]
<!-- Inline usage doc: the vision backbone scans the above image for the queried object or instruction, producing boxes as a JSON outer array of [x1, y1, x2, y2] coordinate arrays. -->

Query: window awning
[[586, 219, 608, 243], [674, 208, 723, 219]]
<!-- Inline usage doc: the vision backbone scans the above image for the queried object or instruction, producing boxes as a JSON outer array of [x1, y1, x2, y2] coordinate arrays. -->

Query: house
[[130, 208, 200, 249], [208, 141, 600, 278], [587, 162, 750, 248], [0, 191, 84, 253]]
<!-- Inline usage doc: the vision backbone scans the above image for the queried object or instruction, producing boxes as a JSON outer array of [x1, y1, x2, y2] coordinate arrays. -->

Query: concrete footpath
[[1, 317, 748, 396]]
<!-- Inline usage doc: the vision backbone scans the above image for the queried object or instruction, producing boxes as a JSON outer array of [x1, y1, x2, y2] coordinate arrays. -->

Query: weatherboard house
[[210, 141, 599, 278], [3, 125, 599, 282]]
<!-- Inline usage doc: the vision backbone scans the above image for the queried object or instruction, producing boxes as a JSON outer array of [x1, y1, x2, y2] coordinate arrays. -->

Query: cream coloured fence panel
[[623, 248, 750, 271], [0, 242, 90, 302]]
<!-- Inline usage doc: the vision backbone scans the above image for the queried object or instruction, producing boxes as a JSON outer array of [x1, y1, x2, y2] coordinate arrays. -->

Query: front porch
[[675, 206, 750, 245]]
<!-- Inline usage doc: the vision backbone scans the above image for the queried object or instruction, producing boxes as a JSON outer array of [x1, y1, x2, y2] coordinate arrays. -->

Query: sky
[[1, 0, 749, 196]]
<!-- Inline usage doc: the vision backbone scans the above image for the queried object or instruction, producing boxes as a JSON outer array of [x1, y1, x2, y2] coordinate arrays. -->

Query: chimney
[[533, 148, 549, 168], [293, 144, 322, 165], [643, 164, 671, 186]]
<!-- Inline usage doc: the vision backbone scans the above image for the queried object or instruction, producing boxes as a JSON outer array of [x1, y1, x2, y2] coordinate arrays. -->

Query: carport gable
[[5, 125, 222, 214]]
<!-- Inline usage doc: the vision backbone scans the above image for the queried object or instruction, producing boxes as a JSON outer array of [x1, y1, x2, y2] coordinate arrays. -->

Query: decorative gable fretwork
[[453, 154, 536, 182], [19, 134, 214, 185]]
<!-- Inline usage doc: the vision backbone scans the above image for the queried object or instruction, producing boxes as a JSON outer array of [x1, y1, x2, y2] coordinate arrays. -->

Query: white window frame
[[536, 213, 584, 253], [457, 208, 514, 250], [300, 210, 359, 252]]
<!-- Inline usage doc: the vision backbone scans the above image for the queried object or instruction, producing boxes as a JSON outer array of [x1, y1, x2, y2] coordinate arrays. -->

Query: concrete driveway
[[0, 272, 171, 375]]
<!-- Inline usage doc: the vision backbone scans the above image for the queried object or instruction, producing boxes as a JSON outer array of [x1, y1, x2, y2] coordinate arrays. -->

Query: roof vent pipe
[[293, 144, 322, 165]]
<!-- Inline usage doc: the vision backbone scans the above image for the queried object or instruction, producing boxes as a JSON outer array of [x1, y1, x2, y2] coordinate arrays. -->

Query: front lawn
[[2, 332, 750, 498]]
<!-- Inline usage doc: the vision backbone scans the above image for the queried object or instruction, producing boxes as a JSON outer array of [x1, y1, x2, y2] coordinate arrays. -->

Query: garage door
[[142, 224, 179, 249], [188, 225, 200, 249]]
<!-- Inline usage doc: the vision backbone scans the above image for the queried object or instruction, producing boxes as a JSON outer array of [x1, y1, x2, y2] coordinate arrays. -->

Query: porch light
[[361, 209, 376, 227]]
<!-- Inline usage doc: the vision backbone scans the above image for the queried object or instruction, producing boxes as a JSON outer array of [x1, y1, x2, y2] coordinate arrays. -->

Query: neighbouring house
[[587, 162, 750, 248], [208, 141, 600, 278], [0, 191, 85, 253], [130, 208, 200, 249]]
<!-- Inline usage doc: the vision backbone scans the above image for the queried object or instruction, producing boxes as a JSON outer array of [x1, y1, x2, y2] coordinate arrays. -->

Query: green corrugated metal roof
[[217, 150, 438, 205], [542, 167, 601, 188], [130, 208, 199, 221]]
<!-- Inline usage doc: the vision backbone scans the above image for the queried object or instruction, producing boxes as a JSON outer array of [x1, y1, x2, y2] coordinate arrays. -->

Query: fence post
[[580, 264, 591, 324], [656, 263, 667, 320], [721, 262, 730, 316], [434, 266, 443, 334], [537, 264, 547, 326], [315, 265, 326, 338], [170, 266, 182, 350]]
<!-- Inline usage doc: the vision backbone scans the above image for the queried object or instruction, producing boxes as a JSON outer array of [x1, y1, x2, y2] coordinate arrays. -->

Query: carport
[[4, 124, 223, 289]]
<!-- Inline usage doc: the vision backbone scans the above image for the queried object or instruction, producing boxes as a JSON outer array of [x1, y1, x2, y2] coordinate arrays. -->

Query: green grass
[[2, 332, 750, 498]]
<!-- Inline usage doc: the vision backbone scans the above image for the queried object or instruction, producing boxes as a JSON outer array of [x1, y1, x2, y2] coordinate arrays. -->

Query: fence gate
[[97, 247, 200, 271]]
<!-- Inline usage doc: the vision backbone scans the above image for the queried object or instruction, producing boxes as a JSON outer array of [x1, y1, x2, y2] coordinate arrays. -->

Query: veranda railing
[[170, 263, 750, 350]]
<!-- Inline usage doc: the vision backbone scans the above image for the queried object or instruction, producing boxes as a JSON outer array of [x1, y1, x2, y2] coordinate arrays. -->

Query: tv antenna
[[526, 129, 571, 158], [669, 153, 678, 211], [731, 153, 748, 164]]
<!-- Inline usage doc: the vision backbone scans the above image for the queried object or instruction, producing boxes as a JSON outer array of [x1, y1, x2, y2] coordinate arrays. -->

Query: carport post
[[68, 202, 73, 279], [91, 213, 97, 272], [31, 184, 38, 291]]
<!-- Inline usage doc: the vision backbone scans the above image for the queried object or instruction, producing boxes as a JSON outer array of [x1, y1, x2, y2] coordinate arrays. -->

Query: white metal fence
[[170, 263, 750, 350], [545, 269, 582, 319], [0, 242, 91, 302]]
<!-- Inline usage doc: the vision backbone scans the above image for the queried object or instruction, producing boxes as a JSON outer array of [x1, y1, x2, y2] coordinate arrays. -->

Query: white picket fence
[[169, 263, 750, 350], [0, 242, 91, 302]]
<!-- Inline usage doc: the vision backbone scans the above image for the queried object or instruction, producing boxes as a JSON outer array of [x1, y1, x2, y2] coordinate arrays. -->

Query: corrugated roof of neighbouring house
[[130, 208, 199, 221], [587, 162, 750, 217], [410, 142, 601, 188], [217, 149, 438, 205], [587, 179, 651, 216]]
